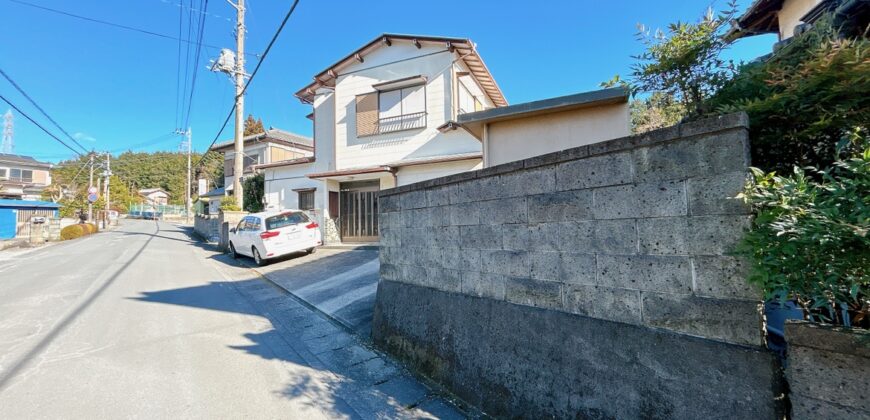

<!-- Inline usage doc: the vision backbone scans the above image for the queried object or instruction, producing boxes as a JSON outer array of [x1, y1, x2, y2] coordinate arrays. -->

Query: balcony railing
[[377, 111, 426, 135]]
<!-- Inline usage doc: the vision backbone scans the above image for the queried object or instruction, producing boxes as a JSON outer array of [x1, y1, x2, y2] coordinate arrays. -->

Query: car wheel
[[306, 247, 316, 255], [229, 242, 238, 259], [252, 247, 266, 266]]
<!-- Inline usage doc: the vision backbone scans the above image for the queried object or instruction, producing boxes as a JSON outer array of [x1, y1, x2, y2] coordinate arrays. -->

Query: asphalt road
[[0, 219, 464, 419]]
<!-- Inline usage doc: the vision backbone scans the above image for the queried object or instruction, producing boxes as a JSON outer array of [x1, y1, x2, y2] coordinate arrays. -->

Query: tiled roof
[[210, 128, 313, 152], [0, 153, 52, 168]]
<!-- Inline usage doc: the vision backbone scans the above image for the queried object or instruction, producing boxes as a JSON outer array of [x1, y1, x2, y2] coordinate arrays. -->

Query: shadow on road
[[128, 277, 440, 418]]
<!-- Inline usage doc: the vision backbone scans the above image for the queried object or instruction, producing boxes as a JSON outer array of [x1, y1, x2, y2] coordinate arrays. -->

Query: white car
[[228, 210, 322, 266]]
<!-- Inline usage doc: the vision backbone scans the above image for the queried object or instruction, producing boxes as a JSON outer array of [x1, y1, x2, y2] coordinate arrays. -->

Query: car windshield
[[265, 212, 310, 230]]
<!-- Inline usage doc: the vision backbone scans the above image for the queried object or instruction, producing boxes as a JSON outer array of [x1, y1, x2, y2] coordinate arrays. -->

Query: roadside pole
[[231, 0, 246, 209], [186, 127, 192, 223], [105, 152, 111, 227], [87, 152, 94, 222]]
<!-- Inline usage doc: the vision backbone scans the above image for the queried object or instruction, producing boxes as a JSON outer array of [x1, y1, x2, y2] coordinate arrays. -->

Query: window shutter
[[356, 93, 378, 136]]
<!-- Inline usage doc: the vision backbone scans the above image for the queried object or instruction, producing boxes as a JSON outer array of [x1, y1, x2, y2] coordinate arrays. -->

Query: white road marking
[[317, 282, 378, 315]]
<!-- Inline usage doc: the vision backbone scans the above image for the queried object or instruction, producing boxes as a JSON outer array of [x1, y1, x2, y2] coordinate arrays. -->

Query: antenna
[[1, 109, 13, 154]]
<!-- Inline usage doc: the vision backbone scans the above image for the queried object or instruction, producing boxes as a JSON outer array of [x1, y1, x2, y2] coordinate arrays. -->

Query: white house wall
[[330, 42, 482, 170], [313, 89, 337, 172], [263, 164, 323, 211]]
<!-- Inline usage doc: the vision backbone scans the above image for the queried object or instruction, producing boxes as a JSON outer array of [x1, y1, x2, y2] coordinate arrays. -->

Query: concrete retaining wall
[[785, 321, 870, 419], [194, 214, 219, 242], [374, 113, 785, 418]]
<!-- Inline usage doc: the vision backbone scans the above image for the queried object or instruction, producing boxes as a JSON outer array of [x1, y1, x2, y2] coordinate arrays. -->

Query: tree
[[705, 17, 870, 172], [630, 2, 737, 117], [604, 2, 737, 130], [244, 114, 265, 136], [242, 172, 264, 212]]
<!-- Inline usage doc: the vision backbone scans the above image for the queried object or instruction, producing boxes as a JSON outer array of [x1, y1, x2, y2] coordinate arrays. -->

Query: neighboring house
[[457, 87, 630, 168], [138, 188, 170, 206], [0, 153, 52, 201], [258, 33, 507, 243], [728, 0, 870, 43], [209, 128, 313, 195], [0, 199, 59, 240]]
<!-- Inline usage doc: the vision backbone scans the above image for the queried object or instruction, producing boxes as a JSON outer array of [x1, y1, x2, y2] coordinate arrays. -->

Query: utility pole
[[231, 0, 246, 209], [87, 152, 94, 222], [178, 127, 192, 223], [105, 152, 111, 226]]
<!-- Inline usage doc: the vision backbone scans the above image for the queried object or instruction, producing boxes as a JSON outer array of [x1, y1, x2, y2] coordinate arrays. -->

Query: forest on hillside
[[45, 150, 224, 215]]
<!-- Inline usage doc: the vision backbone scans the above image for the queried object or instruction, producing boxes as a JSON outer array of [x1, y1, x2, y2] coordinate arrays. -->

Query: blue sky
[[0, 0, 776, 162]]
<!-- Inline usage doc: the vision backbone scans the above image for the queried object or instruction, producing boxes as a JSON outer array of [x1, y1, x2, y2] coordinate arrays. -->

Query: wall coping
[[380, 112, 749, 197], [785, 320, 870, 358]]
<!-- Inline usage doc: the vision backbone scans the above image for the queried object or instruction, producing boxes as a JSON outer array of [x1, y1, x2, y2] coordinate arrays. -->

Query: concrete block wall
[[374, 113, 785, 418], [785, 322, 870, 419], [379, 112, 761, 347]]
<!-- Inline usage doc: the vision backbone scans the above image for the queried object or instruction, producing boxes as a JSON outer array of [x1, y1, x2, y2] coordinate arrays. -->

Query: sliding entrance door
[[338, 181, 379, 242]]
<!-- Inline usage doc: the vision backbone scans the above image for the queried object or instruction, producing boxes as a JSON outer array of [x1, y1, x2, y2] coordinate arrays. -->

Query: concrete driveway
[[234, 247, 380, 338]]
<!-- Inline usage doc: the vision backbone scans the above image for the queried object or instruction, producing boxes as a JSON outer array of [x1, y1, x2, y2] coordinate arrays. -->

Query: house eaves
[[294, 33, 508, 108], [210, 129, 313, 152], [252, 156, 316, 170]]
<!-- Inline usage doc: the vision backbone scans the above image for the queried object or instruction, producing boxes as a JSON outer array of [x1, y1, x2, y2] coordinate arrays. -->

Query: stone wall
[[785, 321, 870, 419], [374, 113, 785, 418], [194, 214, 219, 242], [218, 210, 247, 251]]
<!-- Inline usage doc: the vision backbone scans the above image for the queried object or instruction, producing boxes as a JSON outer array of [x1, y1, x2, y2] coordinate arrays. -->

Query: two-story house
[[258, 34, 507, 243], [727, 0, 870, 44], [0, 153, 52, 201], [205, 128, 313, 197]]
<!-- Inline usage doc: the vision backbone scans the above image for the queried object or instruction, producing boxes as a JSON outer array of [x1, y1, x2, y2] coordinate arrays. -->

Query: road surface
[[0, 219, 463, 419]]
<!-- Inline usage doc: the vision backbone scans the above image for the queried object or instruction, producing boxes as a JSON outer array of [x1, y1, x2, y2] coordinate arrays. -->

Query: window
[[458, 82, 483, 115], [0, 168, 6, 179], [356, 84, 426, 136], [9, 169, 32, 182], [298, 190, 315, 210], [266, 211, 310, 230]]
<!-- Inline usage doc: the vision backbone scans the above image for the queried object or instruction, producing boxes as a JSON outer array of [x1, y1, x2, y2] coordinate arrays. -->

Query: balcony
[[376, 112, 426, 135]]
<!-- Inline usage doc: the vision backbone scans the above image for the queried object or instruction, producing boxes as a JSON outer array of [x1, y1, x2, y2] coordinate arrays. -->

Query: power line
[[195, 0, 301, 169], [181, 0, 210, 130], [0, 94, 83, 157], [6, 0, 258, 57], [0, 67, 90, 154]]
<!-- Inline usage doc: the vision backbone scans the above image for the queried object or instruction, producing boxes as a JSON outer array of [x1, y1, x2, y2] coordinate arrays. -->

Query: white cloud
[[73, 132, 97, 143]]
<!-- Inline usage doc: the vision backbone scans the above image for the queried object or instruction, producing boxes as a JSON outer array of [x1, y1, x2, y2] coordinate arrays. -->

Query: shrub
[[60, 223, 99, 240], [220, 195, 241, 212], [706, 17, 870, 172], [736, 136, 869, 327], [60, 224, 85, 241]]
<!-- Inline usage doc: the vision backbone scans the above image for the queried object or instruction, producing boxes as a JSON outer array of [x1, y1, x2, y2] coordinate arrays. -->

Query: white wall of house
[[313, 88, 337, 173], [484, 103, 631, 167], [396, 159, 482, 187], [329, 42, 482, 171], [262, 164, 323, 211], [778, 0, 822, 39]]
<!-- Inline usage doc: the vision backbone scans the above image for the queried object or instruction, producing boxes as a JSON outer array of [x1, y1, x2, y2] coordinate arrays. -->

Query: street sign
[[88, 186, 98, 194], [88, 193, 98, 203]]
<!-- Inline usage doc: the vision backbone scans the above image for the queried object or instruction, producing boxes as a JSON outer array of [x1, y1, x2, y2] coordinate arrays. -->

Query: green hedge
[[60, 223, 98, 241], [737, 142, 869, 327]]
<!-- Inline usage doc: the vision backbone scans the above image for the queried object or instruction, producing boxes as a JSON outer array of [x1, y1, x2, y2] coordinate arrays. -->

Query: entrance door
[[338, 181, 379, 242]]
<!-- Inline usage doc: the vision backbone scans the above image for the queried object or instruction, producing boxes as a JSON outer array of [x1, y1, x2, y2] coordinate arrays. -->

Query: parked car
[[228, 210, 322, 266]]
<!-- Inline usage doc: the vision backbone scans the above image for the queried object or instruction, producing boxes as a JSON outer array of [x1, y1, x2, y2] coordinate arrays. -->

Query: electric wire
[[194, 0, 301, 169], [0, 68, 90, 154], [0, 94, 83, 157], [181, 0, 209, 130], [6, 0, 258, 56]]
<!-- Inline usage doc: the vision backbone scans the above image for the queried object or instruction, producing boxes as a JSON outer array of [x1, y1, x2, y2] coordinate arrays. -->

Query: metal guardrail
[[377, 111, 426, 134]]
